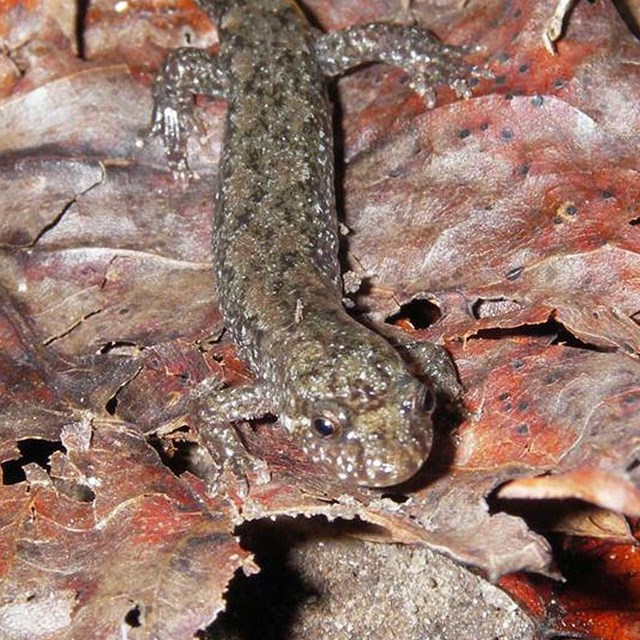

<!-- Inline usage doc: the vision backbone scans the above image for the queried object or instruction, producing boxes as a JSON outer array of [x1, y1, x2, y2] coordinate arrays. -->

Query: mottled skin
[[153, 0, 480, 486]]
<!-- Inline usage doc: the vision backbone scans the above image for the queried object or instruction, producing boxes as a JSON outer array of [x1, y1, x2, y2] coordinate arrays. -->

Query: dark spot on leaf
[[518, 64, 529, 73], [519, 164, 530, 177], [498, 392, 510, 401], [105, 395, 118, 415], [494, 75, 507, 85], [469, 77, 479, 87], [545, 371, 562, 384], [515, 424, 529, 435], [388, 166, 406, 178], [7, 229, 33, 246], [506, 266, 524, 280], [622, 392, 640, 406], [235, 211, 251, 226], [532, 95, 544, 107], [628, 458, 640, 474], [52, 476, 97, 503], [511, 359, 524, 369], [518, 399, 529, 411], [386, 298, 441, 330], [514, 8, 522, 18], [124, 605, 142, 628], [554, 79, 567, 89], [458, 128, 471, 139], [601, 190, 614, 199], [566, 205, 578, 216], [480, 122, 489, 131], [1, 439, 65, 485], [621, 342, 636, 355], [182, 27, 194, 46], [501, 128, 514, 141], [553, 215, 563, 225], [118, 307, 129, 315], [505, 93, 514, 101], [497, 52, 510, 63]]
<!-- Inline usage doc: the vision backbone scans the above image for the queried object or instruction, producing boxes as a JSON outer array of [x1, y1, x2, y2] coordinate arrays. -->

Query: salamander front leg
[[312, 22, 489, 107], [151, 48, 229, 173], [373, 322, 463, 407], [196, 382, 274, 486], [155, 382, 274, 490]]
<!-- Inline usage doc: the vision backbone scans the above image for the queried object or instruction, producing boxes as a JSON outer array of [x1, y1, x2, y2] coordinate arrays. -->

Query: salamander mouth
[[301, 430, 432, 488], [356, 443, 429, 487]]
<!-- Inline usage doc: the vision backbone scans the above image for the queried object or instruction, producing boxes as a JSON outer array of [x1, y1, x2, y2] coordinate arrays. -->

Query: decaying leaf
[[0, 0, 639, 638]]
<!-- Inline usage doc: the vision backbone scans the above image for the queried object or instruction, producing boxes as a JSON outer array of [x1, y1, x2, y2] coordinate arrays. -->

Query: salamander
[[152, 0, 482, 487]]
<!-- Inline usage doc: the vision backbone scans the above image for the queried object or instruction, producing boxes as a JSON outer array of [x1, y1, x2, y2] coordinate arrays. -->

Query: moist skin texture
[[153, 0, 481, 487]]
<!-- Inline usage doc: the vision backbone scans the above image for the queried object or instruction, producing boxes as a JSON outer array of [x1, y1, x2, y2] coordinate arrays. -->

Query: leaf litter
[[0, 0, 638, 637]]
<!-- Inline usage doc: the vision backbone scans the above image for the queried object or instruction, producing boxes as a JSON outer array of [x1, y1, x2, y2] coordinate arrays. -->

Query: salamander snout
[[353, 428, 432, 487]]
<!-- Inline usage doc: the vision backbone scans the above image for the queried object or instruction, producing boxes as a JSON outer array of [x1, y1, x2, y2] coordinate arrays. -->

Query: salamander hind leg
[[151, 48, 229, 174], [312, 22, 489, 107], [194, 382, 274, 487], [155, 381, 274, 490]]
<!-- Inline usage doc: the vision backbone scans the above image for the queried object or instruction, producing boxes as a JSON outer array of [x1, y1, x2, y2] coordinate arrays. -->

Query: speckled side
[[154, 0, 474, 487]]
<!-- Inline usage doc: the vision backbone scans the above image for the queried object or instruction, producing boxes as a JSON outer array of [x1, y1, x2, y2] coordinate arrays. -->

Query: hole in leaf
[[205, 519, 319, 640], [147, 431, 198, 477], [469, 320, 558, 342], [105, 395, 118, 415], [206, 517, 383, 639], [75, 0, 89, 59], [386, 298, 441, 330], [1, 439, 65, 485], [98, 340, 138, 355], [550, 326, 614, 352], [469, 319, 610, 354], [124, 604, 142, 628], [471, 297, 522, 319], [379, 492, 410, 504]]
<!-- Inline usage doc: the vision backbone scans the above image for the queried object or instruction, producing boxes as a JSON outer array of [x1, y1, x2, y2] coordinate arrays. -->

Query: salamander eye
[[400, 386, 436, 416], [416, 386, 435, 413], [311, 416, 341, 439]]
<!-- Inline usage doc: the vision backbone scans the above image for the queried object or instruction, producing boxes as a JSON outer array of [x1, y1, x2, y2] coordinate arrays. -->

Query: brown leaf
[[1, 0, 640, 637], [498, 468, 640, 516], [0, 419, 252, 638]]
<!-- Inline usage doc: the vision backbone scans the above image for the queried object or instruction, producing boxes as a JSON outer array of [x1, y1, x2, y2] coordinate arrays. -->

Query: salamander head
[[279, 328, 436, 487]]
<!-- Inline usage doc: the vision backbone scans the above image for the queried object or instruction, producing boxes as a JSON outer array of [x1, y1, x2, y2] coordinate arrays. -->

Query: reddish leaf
[[499, 468, 640, 516], [0, 419, 253, 637], [501, 530, 640, 640], [1, 0, 639, 637]]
